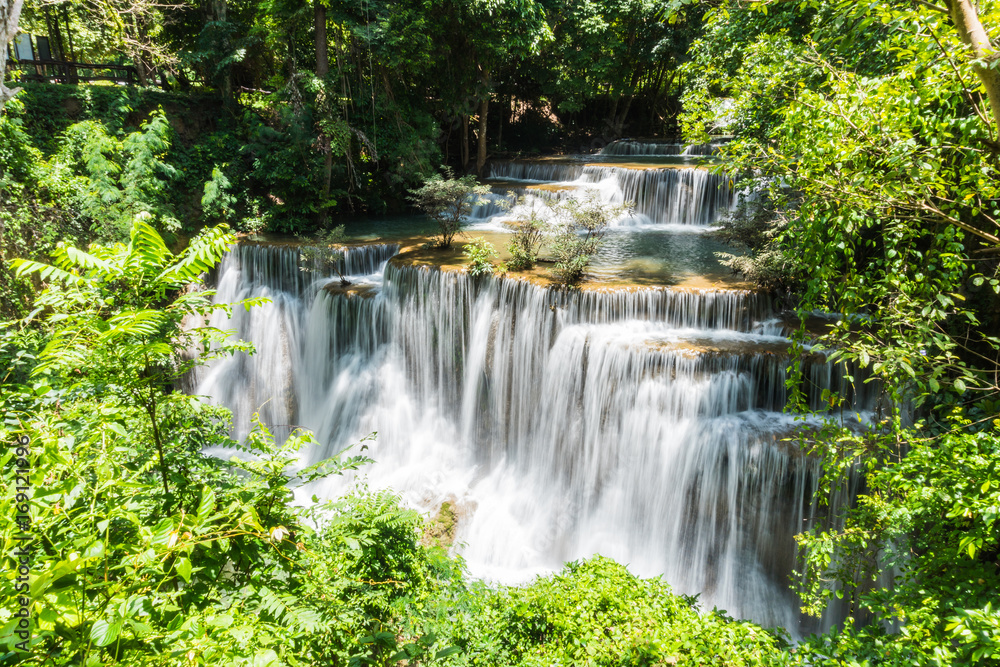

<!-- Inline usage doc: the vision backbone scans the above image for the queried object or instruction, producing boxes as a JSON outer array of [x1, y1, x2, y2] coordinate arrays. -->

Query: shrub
[[502, 201, 548, 271], [409, 169, 490, 248], [448, 557, 784, 667], [300, 224, 351, 285], [548, 191, 628, 285], [464, 236, 497, 277]]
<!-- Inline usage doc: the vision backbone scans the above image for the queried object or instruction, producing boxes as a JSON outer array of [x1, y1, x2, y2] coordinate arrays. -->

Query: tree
[[409, 170, 490, 248], [502, 197, 548, 270], [67, 0, 186, 87], [460, 0, 550, 175], [548, 191, 627, 284], [538, 0, 695, 140], [0, 0, 24, 112], [942, 0, 1000, 136], [680, 1, 1000, 659]]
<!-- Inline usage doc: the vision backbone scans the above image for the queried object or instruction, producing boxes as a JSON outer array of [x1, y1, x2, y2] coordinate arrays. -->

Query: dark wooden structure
[[11, 58, 139, 86], [7, 32, 139, 87]]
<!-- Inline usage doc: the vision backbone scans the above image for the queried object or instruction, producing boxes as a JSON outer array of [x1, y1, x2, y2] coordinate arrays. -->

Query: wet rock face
[[422, 501, 459, 548]]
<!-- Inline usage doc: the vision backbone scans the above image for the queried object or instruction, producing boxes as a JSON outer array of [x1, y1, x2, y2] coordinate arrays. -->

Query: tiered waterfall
[[195, 144, 870, 635]]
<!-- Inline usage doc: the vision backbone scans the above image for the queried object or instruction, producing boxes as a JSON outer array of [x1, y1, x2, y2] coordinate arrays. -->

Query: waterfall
[[602, 140, 688, 156], [599, 139, 731, 157], [489, 161, 587, 182], [483, 162, 734, 226], [196, 243, 874, 635]]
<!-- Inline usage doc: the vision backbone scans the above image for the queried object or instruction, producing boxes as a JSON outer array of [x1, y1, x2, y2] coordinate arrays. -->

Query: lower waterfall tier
[[196, 245, 870, 636]]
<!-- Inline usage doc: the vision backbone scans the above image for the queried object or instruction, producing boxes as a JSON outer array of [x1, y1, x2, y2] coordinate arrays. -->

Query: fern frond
[[126, 218, 172, 276], [103, 309, 171, 339], [52, 245, 114, 278], [257, 588, 326, 633], [157, 224, 235, 285], [10, 259, 87, 286]]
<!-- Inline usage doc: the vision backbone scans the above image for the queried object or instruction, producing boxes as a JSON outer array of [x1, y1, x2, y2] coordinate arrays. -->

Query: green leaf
[[436, 646, 463, 659], [175, 557, 192, 583], [91, 619, 122, 647], [197, 486, 216, 521], [151, 517, 174, 546]]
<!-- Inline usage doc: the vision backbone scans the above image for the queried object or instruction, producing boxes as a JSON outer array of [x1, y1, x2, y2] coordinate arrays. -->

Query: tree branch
[[913, 0, 949, 13]]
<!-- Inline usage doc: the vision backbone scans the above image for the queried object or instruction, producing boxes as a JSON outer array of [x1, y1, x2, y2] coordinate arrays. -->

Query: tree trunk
[[316, 0, 331, 226], [461, 114, 470, 170], [214, 0, 232, 102], [476, 96, 488, 176], [0, 0, 25, 112], [314, 1, 329, 78], [136, 61, 149, 87], [947, 0, 1000, 136], [320, 149, 333, 226], [606, 94, 621, 140], [62, 5, 75, 61], [613, 94, 634, 137], [497, 96, 503, 153]]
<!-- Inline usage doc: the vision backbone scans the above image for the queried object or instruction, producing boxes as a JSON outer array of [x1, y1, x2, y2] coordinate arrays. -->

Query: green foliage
[[9, 218, 242, 504], [202, 166, 237, 224], [446, 557, 784, 666], [239, 104, 334, 234], [548, 192, 627, 285], [502, 202, 548, 271], [463, 237, 497, 277], [713, 192, 793, 292], [683, 1, 1000, 662], [792, 419, 1000, 665], [0, 100, 60, 320], [409, 171, 490, 249], [36, 110, 182, 241]]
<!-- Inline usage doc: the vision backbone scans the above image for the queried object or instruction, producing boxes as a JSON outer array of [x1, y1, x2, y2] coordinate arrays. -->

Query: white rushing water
[[600, 139, 730, 157], [196, 253, 873, 636], [484, 161, 734, 226], [194, 142, 872, 636]]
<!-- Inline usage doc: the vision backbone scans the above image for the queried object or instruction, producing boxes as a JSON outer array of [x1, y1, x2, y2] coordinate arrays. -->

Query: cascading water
[[485, 161, 734, 226], [196, 141, 870, 635], [600, 138, 731, 157]]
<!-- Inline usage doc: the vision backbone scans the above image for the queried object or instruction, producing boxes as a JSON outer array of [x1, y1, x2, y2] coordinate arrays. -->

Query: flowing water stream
[[195, 145, 871, 635]]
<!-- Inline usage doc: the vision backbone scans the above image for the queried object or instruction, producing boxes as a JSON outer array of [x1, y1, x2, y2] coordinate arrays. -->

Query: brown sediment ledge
[[388, 233, 758, 293], [584, 162, 706, 171], [641, 337, 794, 358], [322, 281, 378, 298], [527, 183, 578, 192], [236, 231, 757, 293]]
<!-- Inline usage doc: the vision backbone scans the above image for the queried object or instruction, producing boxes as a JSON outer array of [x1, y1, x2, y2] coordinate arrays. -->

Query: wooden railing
[[10, 59, 138, 86]]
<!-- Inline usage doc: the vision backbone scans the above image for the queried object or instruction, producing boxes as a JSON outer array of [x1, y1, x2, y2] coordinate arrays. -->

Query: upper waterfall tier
[[600, 139, 731, 156], [485, 160, 734, 226]]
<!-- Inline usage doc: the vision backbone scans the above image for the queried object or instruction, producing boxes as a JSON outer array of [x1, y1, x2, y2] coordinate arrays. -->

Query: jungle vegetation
[[3, 0, 1000, 665]]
